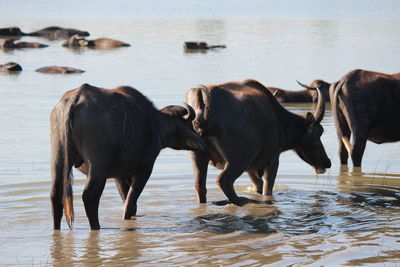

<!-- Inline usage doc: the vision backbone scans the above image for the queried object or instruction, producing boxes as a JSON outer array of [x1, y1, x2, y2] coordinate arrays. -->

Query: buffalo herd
[[2, 26, 398, 230], [0, 26, 130, 74]]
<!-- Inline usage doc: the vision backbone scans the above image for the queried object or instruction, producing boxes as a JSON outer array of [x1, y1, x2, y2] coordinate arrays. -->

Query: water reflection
[[51, 231, 76, 265], [47, 183, 400, 265], [338, 167, 400, 187], [80, 231, 102, 265], [193, 19, 227, 42]]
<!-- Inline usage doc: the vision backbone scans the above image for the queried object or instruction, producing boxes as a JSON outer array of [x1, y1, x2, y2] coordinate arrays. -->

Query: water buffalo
[[62, 34, 130, 49], [27, 26, 90, 39], [0, 62, 22, 72], [0, 38, 48, 49], [330, 69, 400, 168], [185, 79, 331, 205], [183, 41, 226, 52], [0, 27, 26, 37], [267, 80, 331, 103], [36, 66, 84, 74], [51, 83, 206, 230]]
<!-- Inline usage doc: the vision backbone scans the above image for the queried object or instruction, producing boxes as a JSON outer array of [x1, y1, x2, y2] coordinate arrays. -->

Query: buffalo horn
[[296, 80, 316, 90], [297, 80, 325, 123], [183, 102, 195, 121], [313, 86, 325, 123]]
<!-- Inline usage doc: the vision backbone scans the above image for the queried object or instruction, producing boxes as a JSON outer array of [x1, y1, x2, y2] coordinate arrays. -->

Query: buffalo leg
[[335, 106, 352, 165], [190, 151, 209, 203], [123, 166, 153, 219], [351, 132, 368, 168], [263, 157, 280, 195], [339, 139, 350, 165], [338, 120, 351, 165], [114, 178, 130, 203], [82, 168, 107, 230], [50, 153, 64, 230], [247, 170, 263, 194], [217, 164, 253, 206]]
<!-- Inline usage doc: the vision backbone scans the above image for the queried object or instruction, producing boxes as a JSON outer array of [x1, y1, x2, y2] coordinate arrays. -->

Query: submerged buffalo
[[0, 62, 22, 72], [267, 80, 331, 103], [330, 69, 400, 168], [51, 83, 205, 230], [27, 26, 90, 39], [36, 66, 84, 74], [0, 38, 48, 49], [0, 27, 26, 37], [62, 34, 130, 49], [185, 79, 331, 205], [183, 41, 226, 51]]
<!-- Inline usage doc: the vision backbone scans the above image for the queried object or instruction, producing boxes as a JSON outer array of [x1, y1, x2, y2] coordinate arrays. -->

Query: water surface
[[1, 1, 400, 265]]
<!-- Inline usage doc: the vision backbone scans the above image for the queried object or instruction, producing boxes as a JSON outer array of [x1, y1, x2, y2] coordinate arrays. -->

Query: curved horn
[[183, 102, 195, 121], [296, 80, 317, 90], [297, 80, 325, 123], [313, 86, 325, 123]]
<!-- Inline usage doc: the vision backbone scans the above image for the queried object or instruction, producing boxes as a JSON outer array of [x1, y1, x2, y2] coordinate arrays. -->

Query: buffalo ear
[[306, 112, 315, 125]]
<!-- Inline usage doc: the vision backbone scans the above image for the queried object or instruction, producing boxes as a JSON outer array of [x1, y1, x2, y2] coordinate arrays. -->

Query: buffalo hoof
[[352, 166, 363, 176], [339, 165, 349, 173], [212, 199, 231, 206], [213, 197, 260, 206]]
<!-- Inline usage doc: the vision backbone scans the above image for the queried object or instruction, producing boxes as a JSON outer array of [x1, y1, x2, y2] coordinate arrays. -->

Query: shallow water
[[1, 1, 400, 266]]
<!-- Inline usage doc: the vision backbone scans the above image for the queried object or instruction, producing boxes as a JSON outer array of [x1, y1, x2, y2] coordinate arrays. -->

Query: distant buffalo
[[0, 27, 26, 37], [184, 41, 226, 52], [267, 80, 331, 103], [186, 79, 331, 205], [50, 84, 205, 230], [330, 69, 400, 168], [0, 62, 22, 72], [27, 26, 90, 39], [62, 34, 130, 49], [0, 38, 48, 49], [36, 66, 84, 74]]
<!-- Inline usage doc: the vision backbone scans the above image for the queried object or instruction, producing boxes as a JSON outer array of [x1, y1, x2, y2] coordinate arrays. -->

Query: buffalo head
[[62, 34, 89, 47], [0, 39, 16, 49], [294, 84, 331, 174], [160, 104, 206, 151], [1, 62, 22, 72]]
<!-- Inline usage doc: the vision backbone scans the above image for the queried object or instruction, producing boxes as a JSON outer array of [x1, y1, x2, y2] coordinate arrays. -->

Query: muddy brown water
[[1, 1, 400, 265]]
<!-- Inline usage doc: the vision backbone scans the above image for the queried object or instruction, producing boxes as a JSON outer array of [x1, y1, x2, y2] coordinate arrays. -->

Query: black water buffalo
[[0, 27, 26, 37], [267, 80, 331, 103], [36, 66, 84, 74], [0, 38, 48, 49], [0, 62, 22, 72], [185, 79, 331, 205], [330, 69, 400, 168], [183, 41, 226, 52], [51, 83, 206, 230], [62, 34, 130, 49], [27, 26, 89, 39]]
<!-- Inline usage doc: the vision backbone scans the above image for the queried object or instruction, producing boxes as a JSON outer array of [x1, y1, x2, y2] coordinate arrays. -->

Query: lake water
[[1, 0, 400, 265]]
